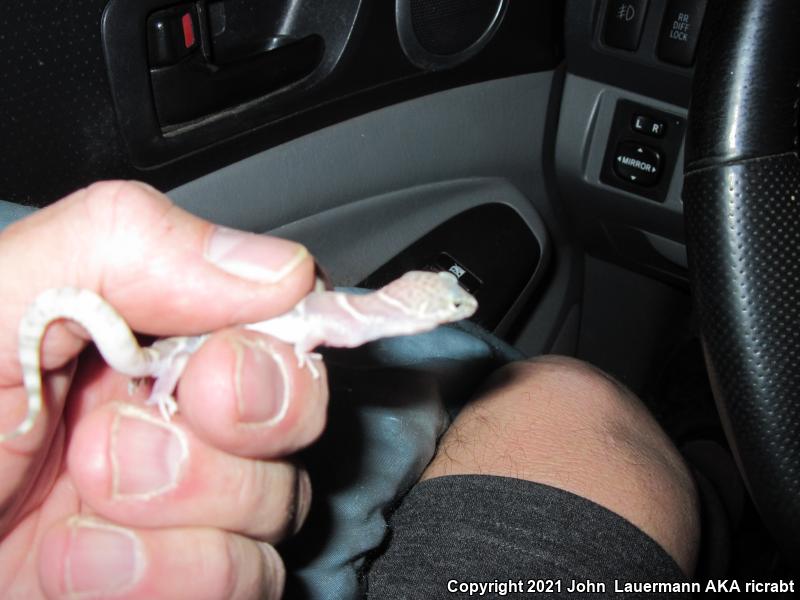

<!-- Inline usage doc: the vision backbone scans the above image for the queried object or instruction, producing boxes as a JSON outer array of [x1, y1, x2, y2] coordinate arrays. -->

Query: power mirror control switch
[[603, 0, 649, 51], [601, 100, 684, 202], [613, 141, 661, 186], [632, 114, 666, 137], [657, 0, 708, 66]]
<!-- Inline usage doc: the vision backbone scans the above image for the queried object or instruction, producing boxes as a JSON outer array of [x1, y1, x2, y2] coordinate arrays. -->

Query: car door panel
[[0, 2, 578, 356], [169, 72, 582, 354], [0, 1, 562, 205]]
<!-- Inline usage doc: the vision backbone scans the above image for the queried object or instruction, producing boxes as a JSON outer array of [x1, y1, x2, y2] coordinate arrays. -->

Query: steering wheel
[[683, 0, 800, 558]]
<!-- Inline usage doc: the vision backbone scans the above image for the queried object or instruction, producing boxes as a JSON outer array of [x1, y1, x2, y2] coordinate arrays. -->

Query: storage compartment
[[361, 203, 544, 330]]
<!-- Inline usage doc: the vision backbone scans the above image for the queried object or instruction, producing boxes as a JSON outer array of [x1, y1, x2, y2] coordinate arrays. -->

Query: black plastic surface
[[147, 4, 199, 67], [632, 113, 665, 137], [565, 0, 694, 106], [685, 1, 800, 169], [602, 0, 648, 51], [601, 99, 684, 202], [432, 252, 483, 293], [683, 0, 800, 560], [150, 35, 323, 127], [0, 1, 561, 205], [207, 0, 306, 64], [395, 0, 508, 71], [360, 203, 542, 331], [684, 157, 800, 561], [102, 0, 361, 164], [146, 0, 327, 127], [410, 0, 500, 55], [612, 141, 661, 186], [656, 0, 707, 67]]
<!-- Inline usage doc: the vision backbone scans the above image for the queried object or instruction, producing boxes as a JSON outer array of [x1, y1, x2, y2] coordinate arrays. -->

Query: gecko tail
[[0, 371, 41, 442], [5, 286, 142, 443], [0, 409, 38, 442], [2, 308, 47, 442]]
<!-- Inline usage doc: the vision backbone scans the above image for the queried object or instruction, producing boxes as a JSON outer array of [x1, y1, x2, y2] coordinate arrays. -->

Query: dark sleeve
[[364, 475, 692, 599]]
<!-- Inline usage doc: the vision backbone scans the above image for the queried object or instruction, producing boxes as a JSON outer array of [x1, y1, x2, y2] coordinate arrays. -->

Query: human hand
[[0, 181, 328, 599]]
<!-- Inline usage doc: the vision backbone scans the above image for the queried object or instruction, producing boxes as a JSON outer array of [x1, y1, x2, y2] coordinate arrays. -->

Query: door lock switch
[[430, 252, 482, 294], [147, 4, 199, 68]]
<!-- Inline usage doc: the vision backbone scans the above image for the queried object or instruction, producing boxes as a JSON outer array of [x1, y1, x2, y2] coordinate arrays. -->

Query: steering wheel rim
[[683, 0, 800, 558]]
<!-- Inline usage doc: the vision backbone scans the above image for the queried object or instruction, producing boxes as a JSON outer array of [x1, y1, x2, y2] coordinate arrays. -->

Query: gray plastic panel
[[555, 74, 688, 267], [565, 0, 695, 107], [271, 177, 551, 340], [557, 74, 686, 214], [169, 73, 564, 234], [269, 178, 547, 286], [170, 72, 579, 356]]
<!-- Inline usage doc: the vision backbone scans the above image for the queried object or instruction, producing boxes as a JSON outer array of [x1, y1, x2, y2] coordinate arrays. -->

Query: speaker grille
[[409, 0, 500, 55]]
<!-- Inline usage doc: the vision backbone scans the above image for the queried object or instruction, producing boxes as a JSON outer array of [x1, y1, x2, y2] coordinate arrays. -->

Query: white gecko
[[3, 271, 478, 442]]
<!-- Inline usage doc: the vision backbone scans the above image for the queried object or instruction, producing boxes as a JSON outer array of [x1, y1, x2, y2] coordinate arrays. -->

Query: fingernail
[[64, 517, 145, 597], [257, 542, 286, 599], [205, 227, 308, 283], [293, 469, 312, 534], [233, 337, 290, 425], [110, 404, 188, 500]]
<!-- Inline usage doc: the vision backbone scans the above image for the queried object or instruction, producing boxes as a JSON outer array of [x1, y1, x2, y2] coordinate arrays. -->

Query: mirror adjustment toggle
[[600, 99, 684, 202], [613, 141, 661, 186], [632, 114, 666, 137], [603, 0, 649, 51]]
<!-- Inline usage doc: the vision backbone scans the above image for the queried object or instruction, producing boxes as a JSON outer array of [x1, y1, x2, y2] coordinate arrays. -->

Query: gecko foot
[[127, 378, 144, 396], [294, 348, 322, 379], [146, 393, 178, 422]]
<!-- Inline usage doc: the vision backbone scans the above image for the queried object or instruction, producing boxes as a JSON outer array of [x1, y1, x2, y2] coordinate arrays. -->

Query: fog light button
[[613, 141, 661, 186]]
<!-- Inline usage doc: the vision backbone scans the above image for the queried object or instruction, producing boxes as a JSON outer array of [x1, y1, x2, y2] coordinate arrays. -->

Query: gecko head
[[385, 271, 478, 322], [435, 271, 479, 321]]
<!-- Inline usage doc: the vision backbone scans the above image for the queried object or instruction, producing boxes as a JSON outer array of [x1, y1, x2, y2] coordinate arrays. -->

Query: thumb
[[0, 180, 315, 383], [0, 181, 314, 527]]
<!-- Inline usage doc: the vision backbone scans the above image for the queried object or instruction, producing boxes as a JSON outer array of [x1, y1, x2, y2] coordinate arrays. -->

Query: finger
[[178, 329, 328, 458], [61, 327, 329, 458], [0, 361, 74, 534], [67, 402, 312, 541], [39, 517, 284, 600], [0, 180, 314, 521], [0, 180, 315, 383]]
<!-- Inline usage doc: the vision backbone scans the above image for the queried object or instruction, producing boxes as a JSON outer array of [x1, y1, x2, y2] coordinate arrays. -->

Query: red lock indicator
[[181, 12, 195, 48]]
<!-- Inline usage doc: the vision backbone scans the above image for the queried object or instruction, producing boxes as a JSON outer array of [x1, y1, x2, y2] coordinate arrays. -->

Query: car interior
[[1, 0, 799, 594]]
